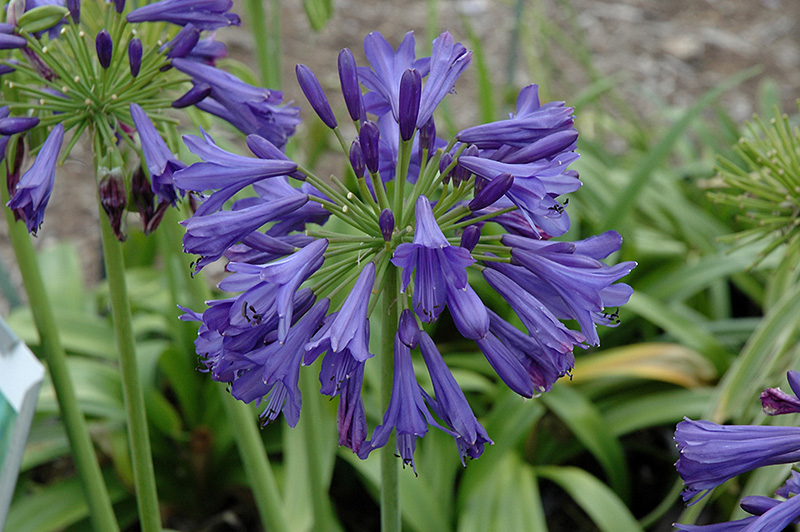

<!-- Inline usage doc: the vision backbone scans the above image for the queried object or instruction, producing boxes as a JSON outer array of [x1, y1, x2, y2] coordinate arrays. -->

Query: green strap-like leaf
[[536, 466, 645, 532]]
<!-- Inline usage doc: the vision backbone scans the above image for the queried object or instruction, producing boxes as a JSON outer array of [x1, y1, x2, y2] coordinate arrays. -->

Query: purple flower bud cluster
[[674, 370, 800, 530], [178, 30, 635, 470]]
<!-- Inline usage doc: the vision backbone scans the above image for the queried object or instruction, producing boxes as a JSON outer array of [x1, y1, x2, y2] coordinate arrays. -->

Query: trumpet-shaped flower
[[6, 124, 64, 235]]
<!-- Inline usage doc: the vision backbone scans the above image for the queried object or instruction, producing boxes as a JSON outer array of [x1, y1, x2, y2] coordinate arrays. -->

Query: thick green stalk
[[2, 180, 119, 532], [97, 207, 162, 532], [245, 0, 280, 87], [380, 266, 400, 532], [219, 388, 293, 532]]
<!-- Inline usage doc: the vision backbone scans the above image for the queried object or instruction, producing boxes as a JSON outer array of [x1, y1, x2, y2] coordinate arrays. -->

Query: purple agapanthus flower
[[675, 418, 800, 502], [675, 474, 800, 532], [6, 123, 64, 235], [126, 0, 241, 30], [178, 29, 634, 471], [130, 103, 187, 205], [392, 195, 489, 339], [762, 371, 800, 416], [172, 58, 300, 148]]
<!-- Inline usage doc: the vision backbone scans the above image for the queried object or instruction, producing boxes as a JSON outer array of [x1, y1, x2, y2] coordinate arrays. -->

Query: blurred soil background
[[2, 0, 800, 314]]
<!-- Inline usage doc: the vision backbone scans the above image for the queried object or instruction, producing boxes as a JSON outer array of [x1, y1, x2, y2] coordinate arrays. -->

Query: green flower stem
[[297, 370, 344, 532], [441, 205, 517, 231], [97, 202, 162, 532], [245, 0, 280, 87], [2, 177, 120, 532], [218, 387, 293, 532], [395, 138, 413, 220], [380, 266, 401, 532], [370, 171, 392, 212], [308, 195, 377, 235]]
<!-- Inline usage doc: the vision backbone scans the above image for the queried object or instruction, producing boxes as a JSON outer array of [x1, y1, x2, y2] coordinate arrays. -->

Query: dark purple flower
[[6, 123, 64, 235], [459, 225, 480, 252], [184, 36, 227, 65], [379, 209, 394, 241], [0, 116, 39, 135], [172, 58, 300, 148], [359, 31, 428, 121], [130, 166, 168, 234], [162, 23, 200, 59], [126, 0, 240, 30], [181, 193, 309, 272], [128, 37, 142, 77], [398, 68, 421, 141], [172, 82, 211, 108], [66, 0, 79, 23], [457, 85, 574, 149], [173, 129, 297, 203], [359, 120, 381, 174], [469, 172, 513, 211], [356, 326, 440, 471], [502, 231, 636, 346], [458, 152, 580, 238], [762, 370, 800, 415], [229, 299, 328, 427], [483, 267, 586, 353], [674, 418, 800, 502], [335, 357, 367, 452], [418, 331, 492, 462], [113, 0, 125, 13], [349, 138, 365, 178], [296, 64, 337, 129], [392, 195, 488, 339], [306, 262, 375, 363], [130, 103, 186, 205], [98, 168, 127, 241], [96, 29, 112, 69], [417, 31, 471, 127], [251, 238, 327, 342], [338, 47, 363, 122], [0, 33, 27, 50], [675, 494, 800, 531]]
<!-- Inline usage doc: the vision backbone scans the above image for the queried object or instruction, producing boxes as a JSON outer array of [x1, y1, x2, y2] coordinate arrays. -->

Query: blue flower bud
[[338, 48, 363, 122], [96, 29, 112, 69], [453, 144, 478, 186], [0, 116, 39, 135], [128, 37, 142, 77], [359, 120, 380, 174], [99, 167, 127, 241], [164, 23, 200, 59], [0, 33, 27, 50], [439, 152, 453, 184], [113, 0, 125, 14], [171, 82, 211, 108], [469, 172, 513, 211], [296, 64, 337, 129], [66, 0, 80, 24], [398, 309, 419, 348], [379, 209, 394, 242], [417, 117, 436, 161], [398, 68, 421, 142], [349, 138, 365, 179], [460, 225, 481, 252]]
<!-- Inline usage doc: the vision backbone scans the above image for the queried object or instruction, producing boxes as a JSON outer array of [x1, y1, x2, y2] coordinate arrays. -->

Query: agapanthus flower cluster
[[710, 107, 800, 266], [675, 370, 800, 531], [2, 0, 298, 238], [179, 31, 635, 469]]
